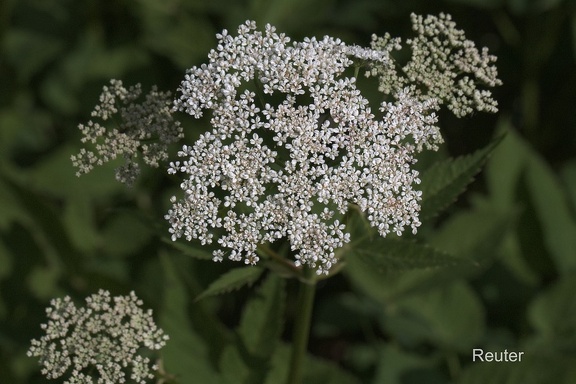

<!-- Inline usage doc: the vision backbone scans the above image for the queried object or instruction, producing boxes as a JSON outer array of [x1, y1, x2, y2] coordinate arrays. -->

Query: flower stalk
[[287, 267, 317, 384]]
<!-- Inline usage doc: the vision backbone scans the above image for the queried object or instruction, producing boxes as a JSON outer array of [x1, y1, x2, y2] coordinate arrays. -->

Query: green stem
[[287, 267, 317, 384], [257, 243, 301, 276]]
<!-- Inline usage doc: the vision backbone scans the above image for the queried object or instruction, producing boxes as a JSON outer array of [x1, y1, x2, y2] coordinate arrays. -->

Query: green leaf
[[349, 237, 470, 274], [238, 274, 285, 358], [302, 355, 363, 384], [219, 345, 252, 384], [0, 174, 28, 230], [484, 121, 529, 209], [345, 204, 512, 302], [528, 273, 576, 350], [27, 264, 61, 301], [62, 196, 100, 252], [481, 123, 540, 284], [373, 344, 442, 384], [196, 266, 264, 301], [428, 203, 512, 266], [419, 136, 503, 220], [484, 123, 576, 275], [3, 29, 65, 82], [162, 238, 215, 260], [381, 281, 485, 351], [264, 344, 362, 384], [514, 172, 557, 281], [220, 274, 285, 383], [100, 211, 153, 257], [0, 172, 80, 274], [26, 145, 123, 198], [344, 207, 470, 273], [159, 253, 221, 383], [0, 98, 54, 158], [524, 152, 576, 273], [342, 208, 474, 301]]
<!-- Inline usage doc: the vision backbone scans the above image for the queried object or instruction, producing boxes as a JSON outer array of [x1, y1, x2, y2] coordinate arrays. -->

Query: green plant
[[21, 14, 506, 384]]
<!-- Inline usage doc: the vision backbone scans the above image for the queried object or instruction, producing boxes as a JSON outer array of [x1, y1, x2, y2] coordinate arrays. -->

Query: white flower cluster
[[368, 13, 502, 117], [27, 290, 168, 384], [71, 79, 184, 185], [165, 20, 459, 274]]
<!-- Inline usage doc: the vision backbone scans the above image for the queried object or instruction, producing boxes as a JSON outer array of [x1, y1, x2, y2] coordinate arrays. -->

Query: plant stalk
[[287, 267, 317, 384]]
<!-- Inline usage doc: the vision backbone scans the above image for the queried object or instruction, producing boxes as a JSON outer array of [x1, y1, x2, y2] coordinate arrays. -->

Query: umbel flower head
[[27, 290, 168, 384], [165, 16, 500, 274], [71, 80, 184, 185], [368, 13, 502, 117], [70, 15, 500, 275]]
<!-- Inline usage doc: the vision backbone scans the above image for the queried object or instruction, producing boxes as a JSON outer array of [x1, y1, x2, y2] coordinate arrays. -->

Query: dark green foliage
[[219, 274, 285, 384], [160, 253, 222, 383], [195, 266, 264, 301], [344, 204, 475, 272], [419, 136, 503, 220], [2, 0, 576, 383], [163, 237, 219, 261]]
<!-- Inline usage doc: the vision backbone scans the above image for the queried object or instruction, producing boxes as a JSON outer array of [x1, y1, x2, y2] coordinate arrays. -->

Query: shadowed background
[[1, 0, 576, 383]]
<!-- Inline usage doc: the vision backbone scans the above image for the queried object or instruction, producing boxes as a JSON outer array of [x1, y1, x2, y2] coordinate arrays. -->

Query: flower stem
[[287, 267, 317, 384], [257, 243, 301, 276]]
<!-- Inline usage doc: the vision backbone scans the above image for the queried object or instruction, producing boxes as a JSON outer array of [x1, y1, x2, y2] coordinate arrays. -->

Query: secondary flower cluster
[[368, 13, 501, 117], [164, 18, 484, 275], [71, 79, 184, 185], [27, 290, 168, 384]]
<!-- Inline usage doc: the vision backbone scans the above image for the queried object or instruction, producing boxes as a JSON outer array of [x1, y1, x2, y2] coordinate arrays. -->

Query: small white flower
[[165, 19, 493, 275], [27, 290, 169, 384], [368, 13, 501, 117], [71, 80, 184, 185], [71, 15, 500, 275]]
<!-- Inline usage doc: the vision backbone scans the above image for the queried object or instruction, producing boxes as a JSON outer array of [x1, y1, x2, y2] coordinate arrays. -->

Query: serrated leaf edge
[[196, 266, 264, 301]]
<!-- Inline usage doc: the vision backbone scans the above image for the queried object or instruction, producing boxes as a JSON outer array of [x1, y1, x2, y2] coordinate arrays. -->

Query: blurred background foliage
[[1, 0, 576, 383]]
